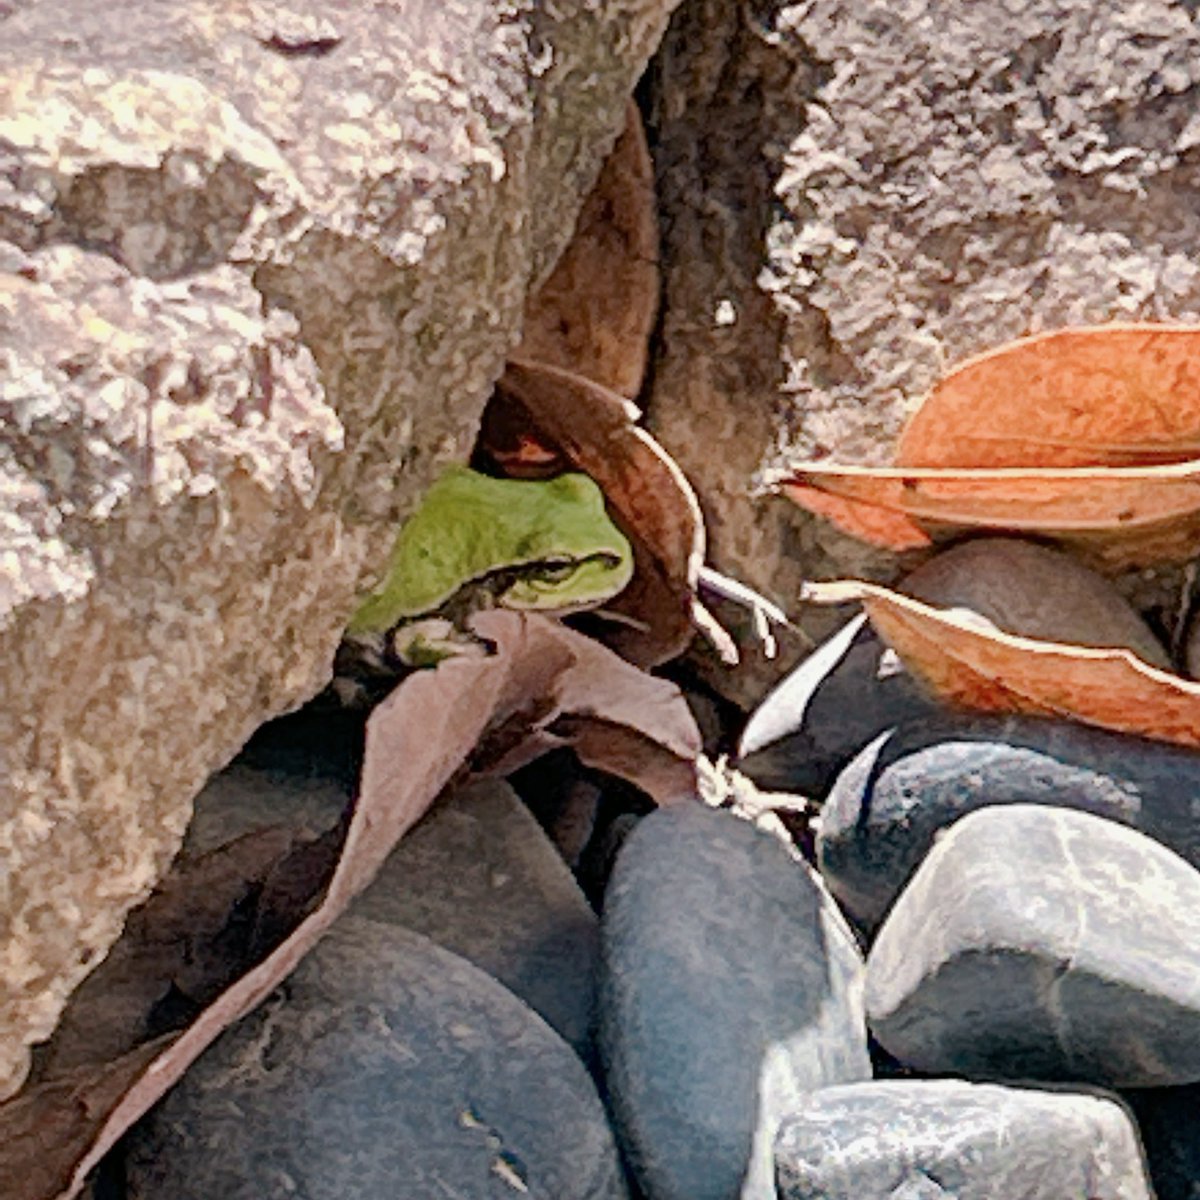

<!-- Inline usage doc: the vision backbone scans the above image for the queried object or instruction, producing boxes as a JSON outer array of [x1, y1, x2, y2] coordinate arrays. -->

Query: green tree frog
[[346, 466, 634, 667]]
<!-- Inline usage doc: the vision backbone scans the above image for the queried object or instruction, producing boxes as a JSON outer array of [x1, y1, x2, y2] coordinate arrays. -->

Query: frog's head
[[348, 467, 634, 635], [495, 472, 632, 612]]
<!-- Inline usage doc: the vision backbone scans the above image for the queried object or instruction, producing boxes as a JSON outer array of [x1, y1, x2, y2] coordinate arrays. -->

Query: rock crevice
[[0, 0, 679, 1097]]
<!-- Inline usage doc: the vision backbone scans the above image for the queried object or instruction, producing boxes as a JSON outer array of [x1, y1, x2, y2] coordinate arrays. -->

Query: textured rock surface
[[644, 0, 1200, 701], [868, 805, 1200, 1087], [350, 778, 600, 1059], [774, 1080, 1153, 1200], [819, 714, 1200, 931], [599, 805, 871, 1200], [123, 917, 628, 1199], [0, 0, 679, 1095], [643, 0, 836, 703]]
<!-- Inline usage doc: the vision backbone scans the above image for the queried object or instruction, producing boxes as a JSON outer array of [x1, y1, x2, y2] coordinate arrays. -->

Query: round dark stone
[[124, 918, 627, 1199], [818, 713, 1200, 931], [599, 804, 870, 1200]]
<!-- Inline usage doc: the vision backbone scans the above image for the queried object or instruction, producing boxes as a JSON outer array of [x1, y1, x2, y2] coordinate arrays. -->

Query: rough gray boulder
[[774, 1080, 1153, 1200], [0, 0, 679, 1098], [867, 805, 1200, 1088], [644, 0, 1200, 701]]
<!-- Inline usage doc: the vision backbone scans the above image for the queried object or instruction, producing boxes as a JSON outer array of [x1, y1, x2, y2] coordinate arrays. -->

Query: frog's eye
[[528, 561, 578, 587]]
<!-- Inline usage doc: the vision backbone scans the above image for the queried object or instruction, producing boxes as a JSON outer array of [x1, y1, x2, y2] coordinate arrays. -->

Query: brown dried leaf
[[498, 357, 734, 666], [475, 388, 571, 479], [350, 610, 702, 889], [517, 100, 659, 399], [778, 460, 1200, 569], [0, 1041, 171, 1200], [0, 613, 700, 1200], [897, 324, 1200, 468], [804, 579, 1200, 749], [550, 716, 699, 806]]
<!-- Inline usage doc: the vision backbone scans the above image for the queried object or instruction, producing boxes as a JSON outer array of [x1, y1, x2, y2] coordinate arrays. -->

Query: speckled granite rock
[[0, 0, 680, 1096], [351, 778, 600, 1060], [599, 805, 870, 1200], [819, 714, 1200, 931], [868, 806, 1200, 1087], [644, 0, 1200, 702], [123, 917, 627, 1199], [774, 1080, 1153, 1200]]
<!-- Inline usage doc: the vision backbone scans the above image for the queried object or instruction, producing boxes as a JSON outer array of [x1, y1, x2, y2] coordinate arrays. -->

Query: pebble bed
[[106, 541, 1200, 1200]]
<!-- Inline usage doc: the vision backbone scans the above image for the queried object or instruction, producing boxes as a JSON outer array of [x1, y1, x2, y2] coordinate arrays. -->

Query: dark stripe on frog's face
[[498, 552, 630, 613], [523, 559, 596, 584]]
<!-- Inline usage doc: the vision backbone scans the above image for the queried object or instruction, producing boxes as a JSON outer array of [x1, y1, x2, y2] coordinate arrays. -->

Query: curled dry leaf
[[897, 324, 1200, 468], [476, 389, 571, 479], [780, 460, 1200, 569], [516, 99, 660, 399], [898, 537, 1172, 671], [482, 102, 740, 665], [776, 323, 1200, 569], [497, 357, 736, 666], [0, 1040, 172, 1200], [0, 611, 699, 1200], [803, 579, 1200, 750]]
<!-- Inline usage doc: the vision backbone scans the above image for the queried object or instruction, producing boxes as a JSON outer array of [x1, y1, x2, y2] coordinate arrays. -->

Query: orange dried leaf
[[779, 480, 932, 550], [777, 460, 1200, 568], [517, 100, 660, 399], [897, 324, 1200, 468], [803, 579, 1200, 749]]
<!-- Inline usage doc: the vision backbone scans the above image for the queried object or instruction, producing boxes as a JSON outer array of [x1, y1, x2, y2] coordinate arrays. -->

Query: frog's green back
[[347, 466, 633, 634]]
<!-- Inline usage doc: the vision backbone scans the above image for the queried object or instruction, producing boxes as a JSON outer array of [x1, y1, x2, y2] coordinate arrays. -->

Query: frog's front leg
[[391, 617, 493, 667], [332, 612, 495, 707]]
